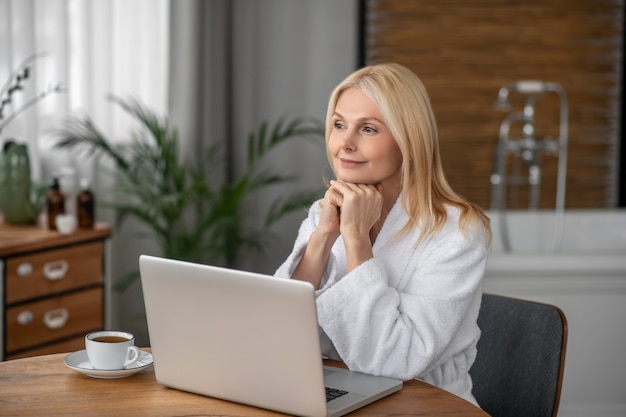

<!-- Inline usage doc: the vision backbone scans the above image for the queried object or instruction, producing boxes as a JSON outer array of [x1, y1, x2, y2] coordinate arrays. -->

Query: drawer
[[5, 241, 103, 304], [6, 287, 103, 354], [5, 335, 87, 361]]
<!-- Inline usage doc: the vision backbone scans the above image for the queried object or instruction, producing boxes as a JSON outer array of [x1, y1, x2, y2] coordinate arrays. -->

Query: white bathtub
[[483, 209, 626, 417], [486, 209, 626, 277]]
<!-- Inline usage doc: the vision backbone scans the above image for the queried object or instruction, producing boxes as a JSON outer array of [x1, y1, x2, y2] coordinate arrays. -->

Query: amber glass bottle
[[76, 178, 95, 229], [46, 177, 65, 230]]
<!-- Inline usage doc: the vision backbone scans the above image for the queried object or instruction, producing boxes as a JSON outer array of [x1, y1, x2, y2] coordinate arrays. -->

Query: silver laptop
[[139, 255, 402, 417]]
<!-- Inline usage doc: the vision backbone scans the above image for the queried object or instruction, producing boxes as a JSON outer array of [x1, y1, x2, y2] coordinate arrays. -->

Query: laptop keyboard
[[326, 387, 349, 402]]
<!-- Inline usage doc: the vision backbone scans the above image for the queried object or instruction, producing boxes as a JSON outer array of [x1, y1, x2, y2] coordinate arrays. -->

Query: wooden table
[[0, 351, 490, 416]]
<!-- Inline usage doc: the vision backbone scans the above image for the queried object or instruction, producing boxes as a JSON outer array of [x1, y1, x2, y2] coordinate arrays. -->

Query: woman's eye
[[334, 121, 345, 129], [363, 126, 377, 134]]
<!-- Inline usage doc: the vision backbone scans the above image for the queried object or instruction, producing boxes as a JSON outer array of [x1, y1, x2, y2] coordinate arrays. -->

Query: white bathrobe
[[275, 197, 489, 405]]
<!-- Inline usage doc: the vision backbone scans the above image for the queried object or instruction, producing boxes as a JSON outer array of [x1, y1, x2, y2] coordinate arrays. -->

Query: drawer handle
[[17, 262, 33, 277], [43, 260, 69, 281], [17, 310, 34, 325], [43, 308, 69, 329]]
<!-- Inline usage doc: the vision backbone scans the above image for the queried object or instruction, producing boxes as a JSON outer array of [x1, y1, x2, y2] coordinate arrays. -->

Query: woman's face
[[328, 87, 403, 187]]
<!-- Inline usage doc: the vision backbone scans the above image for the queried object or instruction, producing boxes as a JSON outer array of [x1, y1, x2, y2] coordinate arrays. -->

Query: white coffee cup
[[85, 331, 140, 370], [55, 214, 77, 235]]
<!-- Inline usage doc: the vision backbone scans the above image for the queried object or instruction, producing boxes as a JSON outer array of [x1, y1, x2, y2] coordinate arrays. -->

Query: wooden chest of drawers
[[0, 222, 111, 360]]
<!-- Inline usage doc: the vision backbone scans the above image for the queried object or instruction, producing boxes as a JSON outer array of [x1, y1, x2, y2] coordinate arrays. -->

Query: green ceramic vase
[[0, 140, 39, 224]]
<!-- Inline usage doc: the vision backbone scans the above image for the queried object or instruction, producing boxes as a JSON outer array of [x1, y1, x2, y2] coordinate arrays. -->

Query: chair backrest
[[469, 293, 568, 417]]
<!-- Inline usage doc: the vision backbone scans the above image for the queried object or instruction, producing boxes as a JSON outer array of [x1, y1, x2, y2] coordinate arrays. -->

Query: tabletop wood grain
[[0, 351, 490, 417]]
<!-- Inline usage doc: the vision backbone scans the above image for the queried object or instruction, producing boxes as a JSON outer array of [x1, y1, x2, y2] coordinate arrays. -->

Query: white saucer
[[64, 349, 153, 379]]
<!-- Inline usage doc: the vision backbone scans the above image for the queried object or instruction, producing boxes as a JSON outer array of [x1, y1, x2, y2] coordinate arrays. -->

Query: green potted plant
[[54, 96, 325, 291]]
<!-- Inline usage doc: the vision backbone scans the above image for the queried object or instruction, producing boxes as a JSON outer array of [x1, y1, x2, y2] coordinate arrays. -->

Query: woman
[[275, 63, 491, 405]]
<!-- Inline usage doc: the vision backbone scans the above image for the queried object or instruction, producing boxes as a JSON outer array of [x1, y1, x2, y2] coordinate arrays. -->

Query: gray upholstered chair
[[469, 293, 568, 417]]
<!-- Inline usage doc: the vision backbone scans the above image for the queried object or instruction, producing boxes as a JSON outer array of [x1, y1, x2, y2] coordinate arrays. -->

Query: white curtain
[[0, 0, 169, 201]]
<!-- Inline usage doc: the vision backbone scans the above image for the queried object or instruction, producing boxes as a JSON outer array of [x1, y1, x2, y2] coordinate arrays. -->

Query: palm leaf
[[54, 97, 325, 291], [55, 117, 131, 172]]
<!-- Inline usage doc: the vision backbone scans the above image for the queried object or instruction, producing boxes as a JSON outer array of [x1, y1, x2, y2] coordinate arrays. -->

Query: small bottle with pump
[[47, 177, 65, 230], [76, 178, 95, 229]]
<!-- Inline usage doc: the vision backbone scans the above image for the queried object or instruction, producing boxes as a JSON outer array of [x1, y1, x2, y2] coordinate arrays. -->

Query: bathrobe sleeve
[[275, 200, 489, 384]]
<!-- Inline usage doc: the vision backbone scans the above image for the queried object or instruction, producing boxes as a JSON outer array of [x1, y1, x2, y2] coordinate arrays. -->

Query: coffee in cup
[[85, 330, 140, 370]]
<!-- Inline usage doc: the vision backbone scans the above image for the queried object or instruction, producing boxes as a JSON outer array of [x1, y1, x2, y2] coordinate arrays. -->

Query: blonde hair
[[325, 63, 491, 243]]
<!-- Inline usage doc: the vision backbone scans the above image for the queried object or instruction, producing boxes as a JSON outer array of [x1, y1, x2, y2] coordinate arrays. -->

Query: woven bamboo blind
[[363, 0, 623, 209]]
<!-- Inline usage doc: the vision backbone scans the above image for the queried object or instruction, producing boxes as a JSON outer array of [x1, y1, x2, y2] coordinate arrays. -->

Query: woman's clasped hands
[[320, 180, 384, 270]]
